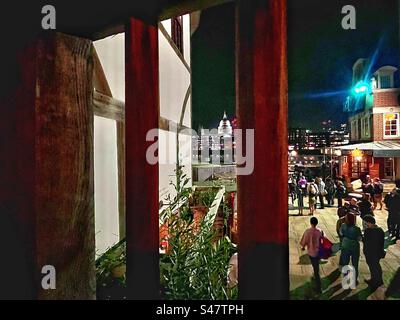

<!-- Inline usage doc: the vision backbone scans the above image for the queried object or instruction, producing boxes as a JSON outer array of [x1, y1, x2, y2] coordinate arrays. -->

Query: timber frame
[[0, 0, 288, 300]]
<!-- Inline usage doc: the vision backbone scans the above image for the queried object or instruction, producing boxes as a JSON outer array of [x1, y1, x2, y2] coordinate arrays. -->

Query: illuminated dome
[[218, 112, 233, 136]]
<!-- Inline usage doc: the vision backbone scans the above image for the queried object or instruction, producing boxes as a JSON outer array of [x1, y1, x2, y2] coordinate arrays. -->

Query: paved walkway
[[289, 198, 400, 300]]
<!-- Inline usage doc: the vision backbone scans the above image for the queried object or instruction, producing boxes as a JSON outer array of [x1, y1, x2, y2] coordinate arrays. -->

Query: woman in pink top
[[301, 217, 323, 293]]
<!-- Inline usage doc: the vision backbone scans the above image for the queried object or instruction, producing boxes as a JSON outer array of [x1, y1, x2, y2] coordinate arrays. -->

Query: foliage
[[95, 239, 126, 300], [160, 166, 237, 300]]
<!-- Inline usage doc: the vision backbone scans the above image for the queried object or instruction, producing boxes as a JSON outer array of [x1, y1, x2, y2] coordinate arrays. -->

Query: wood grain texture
[[93, 91, 125, 122], [35, 33, 95, 300], [0, 33, 95, 299], [126, 18, 160, 299], [236, 0, 289, 299]]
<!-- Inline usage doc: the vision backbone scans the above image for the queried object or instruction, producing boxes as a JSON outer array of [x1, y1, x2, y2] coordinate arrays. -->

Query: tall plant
[[160, 166, 237, 300]]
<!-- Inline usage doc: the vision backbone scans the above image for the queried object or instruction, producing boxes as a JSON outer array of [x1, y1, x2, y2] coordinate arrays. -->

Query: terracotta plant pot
[[111, 264, 126, 278]]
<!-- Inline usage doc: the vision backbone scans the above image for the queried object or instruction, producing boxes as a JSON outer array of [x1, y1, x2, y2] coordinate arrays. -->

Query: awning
[[334, 141, 400, 157]]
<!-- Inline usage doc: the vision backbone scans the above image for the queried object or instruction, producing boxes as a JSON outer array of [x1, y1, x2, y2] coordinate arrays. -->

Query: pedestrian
[[362, 175, 374, 203], [337, 202, 350, 244], [339, 212, 362, 284], [373, 178, 384, 210], [289, 176, 297, 207], [298, 176, 307, 189], [325, 177, 336, 207], [336, 180, 346, 208], [363, 215, 385, 291], [300, 217, 323, 294], [358, 193, 373, 231], [348, 198, 361, 216], [296, 183, 305, 216], [316, 177, 326, 209], [308, 179, 319, 216], [384, 188, 400, 240]]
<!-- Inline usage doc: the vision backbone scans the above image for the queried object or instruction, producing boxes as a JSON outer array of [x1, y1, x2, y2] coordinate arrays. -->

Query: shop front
[[335, 141, 400, 182]]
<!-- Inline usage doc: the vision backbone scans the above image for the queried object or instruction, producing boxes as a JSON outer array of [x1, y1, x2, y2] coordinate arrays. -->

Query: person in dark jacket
[[363, 215, 385, 291], [336, 180, 346, 208], [384, 188, 400, 240], [358, 193, 373, 231]]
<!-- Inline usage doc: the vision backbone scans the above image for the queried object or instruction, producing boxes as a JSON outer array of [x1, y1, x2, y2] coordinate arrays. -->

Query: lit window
[[384, 113, 399, 137]]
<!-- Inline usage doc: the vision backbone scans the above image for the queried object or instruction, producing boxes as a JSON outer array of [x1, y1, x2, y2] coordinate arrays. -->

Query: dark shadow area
[[290, 269, 341, 300], [330, 288, 352, 300], [298, 254, 328, 265], [386, 267, 400, 298], [345, 287, 373, 300]]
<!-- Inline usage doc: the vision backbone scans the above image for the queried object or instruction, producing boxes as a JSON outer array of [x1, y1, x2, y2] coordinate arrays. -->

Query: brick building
[[337, 59, 400, 181]]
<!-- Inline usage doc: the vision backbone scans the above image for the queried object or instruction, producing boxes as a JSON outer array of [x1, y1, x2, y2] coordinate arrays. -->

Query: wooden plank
[[117, 121, 126, 239], [93, 91, 125, 122], [236, 0, 288, 299], [0, 33, 95, 299], [126, 17, 160, 299]]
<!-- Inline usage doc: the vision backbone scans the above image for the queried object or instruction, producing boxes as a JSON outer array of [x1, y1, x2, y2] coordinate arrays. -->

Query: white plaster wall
[[92, 22, 192, 255], [94, 116, 120, 257], [161, 19, 171, 37], [93, 34, 124, 257], [159, 14, 192, 204], [94, 33, 125, 102], [159, 22, 191, 128]]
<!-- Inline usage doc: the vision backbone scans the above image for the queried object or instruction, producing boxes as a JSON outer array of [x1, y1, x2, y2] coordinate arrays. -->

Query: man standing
[[363, 215, 385, 291], [385, 188, 400, 240], [316, 177, 326, 210], [301, 217, 323, 293]]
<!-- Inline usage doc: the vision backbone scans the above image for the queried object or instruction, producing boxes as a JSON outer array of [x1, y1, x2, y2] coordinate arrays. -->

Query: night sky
[[192, 1, 399, 131], [288, 0, 399, 130]]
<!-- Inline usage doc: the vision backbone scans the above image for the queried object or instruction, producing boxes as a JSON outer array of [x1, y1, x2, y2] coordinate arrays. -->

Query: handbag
[[318, 235, 333, 259]]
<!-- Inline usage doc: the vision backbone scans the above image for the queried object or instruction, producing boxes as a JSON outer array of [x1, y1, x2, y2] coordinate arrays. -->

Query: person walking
[[300, 217, 323, 294], [296, 183, 305, 216], [339, 213, 362, 284], [308, 179, 319, 215], [316, 177, 326, 209], [373, 178, 384, 210], [289, 176, 297, 207], [325, 177, 336, 207], [336, 180, 346, 208], [362, 175, 375, 204], [363, 215, 385, 291], [358, 193, 373, 231]]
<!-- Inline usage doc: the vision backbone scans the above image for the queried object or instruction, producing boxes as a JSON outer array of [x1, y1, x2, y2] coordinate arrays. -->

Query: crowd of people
[[293, 173, 400, 297]]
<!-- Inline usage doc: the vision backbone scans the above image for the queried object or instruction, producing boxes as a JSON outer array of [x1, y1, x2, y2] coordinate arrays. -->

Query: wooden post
[[125, 18, 160, 299], [0, 33, 95, 299], [236, 0, 289, 299]]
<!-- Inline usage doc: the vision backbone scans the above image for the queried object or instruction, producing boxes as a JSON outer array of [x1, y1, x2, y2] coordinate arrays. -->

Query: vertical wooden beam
[[117, 122, 126, 239], [126, 18, 160, 299], [236, 0, 289, 299], [0, 33, 95, 299]]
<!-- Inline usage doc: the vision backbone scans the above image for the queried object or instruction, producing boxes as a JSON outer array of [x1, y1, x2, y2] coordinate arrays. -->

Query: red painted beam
[[125, 18, 160, 299], [236, 0, 289, 299]]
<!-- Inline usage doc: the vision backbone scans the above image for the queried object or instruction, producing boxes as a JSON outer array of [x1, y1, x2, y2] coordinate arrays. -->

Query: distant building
[[336, 59, 400, 181], [193, 112, 236, 165]]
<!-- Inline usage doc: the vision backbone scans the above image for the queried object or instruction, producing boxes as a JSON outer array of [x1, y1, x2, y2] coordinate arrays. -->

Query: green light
[[353, 81, 369, 95]]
